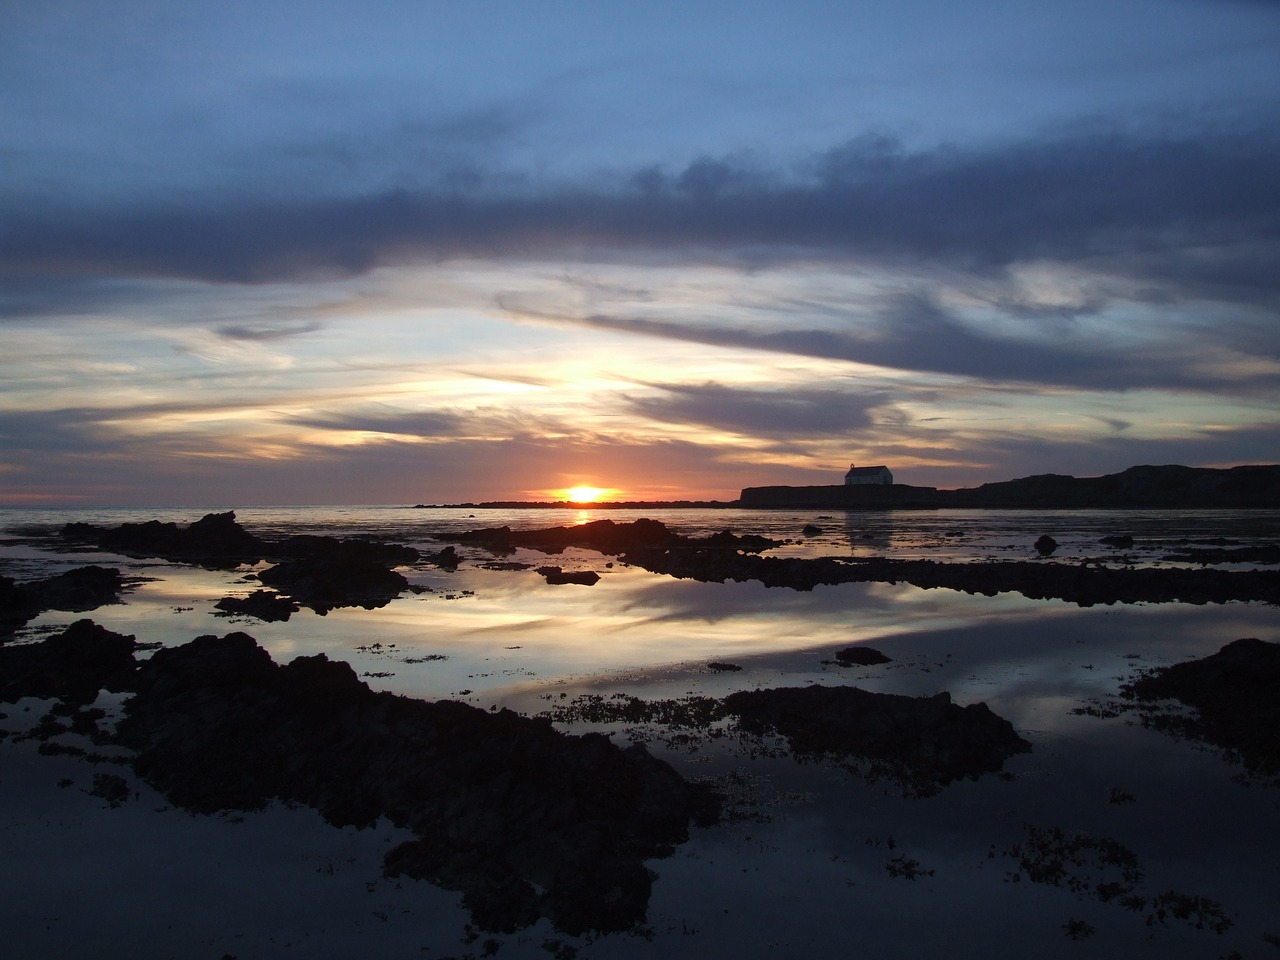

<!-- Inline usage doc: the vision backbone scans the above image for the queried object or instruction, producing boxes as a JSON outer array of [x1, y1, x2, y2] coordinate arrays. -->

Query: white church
[[844, 464, 893, 486]]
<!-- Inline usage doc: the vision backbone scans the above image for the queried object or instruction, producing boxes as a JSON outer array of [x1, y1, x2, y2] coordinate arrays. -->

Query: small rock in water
[[833, 646, 892, 667]]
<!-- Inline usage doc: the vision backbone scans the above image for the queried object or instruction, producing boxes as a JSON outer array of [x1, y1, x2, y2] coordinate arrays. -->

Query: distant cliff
[[740, 465, 1280, 510]]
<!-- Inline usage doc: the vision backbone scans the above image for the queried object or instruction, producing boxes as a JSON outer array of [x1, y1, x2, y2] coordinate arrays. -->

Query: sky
[[2, 0, 1279, 505]]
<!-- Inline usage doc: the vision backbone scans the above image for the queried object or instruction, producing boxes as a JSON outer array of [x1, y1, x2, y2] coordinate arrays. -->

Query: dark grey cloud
[[288, 409, 469, 438], [0, 409, 118, 454], [627, 382, 886, 438], [216, 322, 323, 342], [4, 122, 1278, 309], [573, 293, 1254, 392]]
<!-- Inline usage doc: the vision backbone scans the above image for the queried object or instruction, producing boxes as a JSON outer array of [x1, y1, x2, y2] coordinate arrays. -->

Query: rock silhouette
[[1, 623, 716, 936], [1121, 637, 1280, 778], [0, 566, 127, 637]]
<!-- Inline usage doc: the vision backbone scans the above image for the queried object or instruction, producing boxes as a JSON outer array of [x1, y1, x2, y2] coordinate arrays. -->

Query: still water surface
[[2, 505, 1278, 958]]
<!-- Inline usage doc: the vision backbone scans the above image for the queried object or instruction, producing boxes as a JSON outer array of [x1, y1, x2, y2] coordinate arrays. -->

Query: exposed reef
[[61, 511, 264, 567], [2, 622, 716, 936], [0, 565, 128, 637], [448, 519, 1280, 605], [541, 683, 1029, 797], [55, 512, 448, 617], [1119, 637, 1280, 779], [0, 618, 138, 702], [444, 517, 781, 555], [723, 686, 1030, 796], [535, 565, 601, 586]]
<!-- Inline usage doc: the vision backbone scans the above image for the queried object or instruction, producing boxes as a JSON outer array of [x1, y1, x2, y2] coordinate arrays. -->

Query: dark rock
[[1160, 544, 1280, 565], [445, 519, 781, 556], [707, 662, 742, 672], [535, 566, 601, 586], [214, 590, 300, 622], [273, 534, 419, 566], [1100, 535, 1135, 549], [0, 619, 138, 704], [1034, 535, 1058, 557], [617, 548, 1280, 606], [116, 633, 714, 935], [801, 524, 823, 537], [89, 772, 131, 807], [421, 545, 461, 569], [833, 646, 892, 667], [1, 566, 127, 636], [62, 511, 265, 567], [723, 684, 1030, 795], [257, 557, 409, 614], [1121, 637, 1280, 777]]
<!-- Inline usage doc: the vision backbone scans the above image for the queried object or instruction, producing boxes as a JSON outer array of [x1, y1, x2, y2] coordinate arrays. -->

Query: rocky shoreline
[[1, 617, 1039, 934], [447, 517, 1280, 606], [3, 509, 1279, 954]]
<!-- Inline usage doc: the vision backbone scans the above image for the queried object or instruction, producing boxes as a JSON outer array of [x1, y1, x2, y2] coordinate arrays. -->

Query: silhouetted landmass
[[740, 464, 1280, 509], [738, 484, 940, 508], [1, 622, 716, 935]]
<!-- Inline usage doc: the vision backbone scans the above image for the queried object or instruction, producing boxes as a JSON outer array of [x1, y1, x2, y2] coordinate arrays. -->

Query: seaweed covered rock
[[447, 518, 780, 556], [62, 511, 265, 567], [0, 566, 126, 636], [833, 646, 892, 667], [536, 566, 601, 586], [1121, 637, 1280, 778], [256, 557, 409, 614], [723, 685, 1030, 795], [214, 589, 300, 622], [0, 619, 138, 704]]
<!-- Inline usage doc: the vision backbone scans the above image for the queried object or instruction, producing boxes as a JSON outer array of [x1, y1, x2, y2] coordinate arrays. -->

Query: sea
[[2, 504, 1279, 959]]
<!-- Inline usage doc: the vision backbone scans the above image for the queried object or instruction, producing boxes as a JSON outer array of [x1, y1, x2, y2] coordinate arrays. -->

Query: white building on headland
[[844, 464, 893, 486]]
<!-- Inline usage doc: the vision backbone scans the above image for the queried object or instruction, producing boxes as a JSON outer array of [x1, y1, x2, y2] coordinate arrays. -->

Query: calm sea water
[[3, 505, 1279, 958]]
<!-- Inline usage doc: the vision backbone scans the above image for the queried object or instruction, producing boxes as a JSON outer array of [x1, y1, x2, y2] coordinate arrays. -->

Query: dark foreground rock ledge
[[1120, 637, 1280, 779], [0, 566, 128, 638], [726, 685, 1030, 796], [1, 623, 715, 936]]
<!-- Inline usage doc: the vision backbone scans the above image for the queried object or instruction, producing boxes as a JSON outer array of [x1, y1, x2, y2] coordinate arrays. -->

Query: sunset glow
[[1, 3, 1277, 505], [564, 486, 609, 503]]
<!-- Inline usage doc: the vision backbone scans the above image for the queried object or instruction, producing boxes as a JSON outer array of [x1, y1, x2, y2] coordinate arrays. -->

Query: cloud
[[627, 382, 886, 439], [571, 294, 1242, 392], [288, 408, 469, 438], [4, 122, 1278, 312], [216, 322, 323, 342]]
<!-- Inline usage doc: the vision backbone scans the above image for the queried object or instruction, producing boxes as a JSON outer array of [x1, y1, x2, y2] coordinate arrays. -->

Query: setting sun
[[565, 485, 607, 503]]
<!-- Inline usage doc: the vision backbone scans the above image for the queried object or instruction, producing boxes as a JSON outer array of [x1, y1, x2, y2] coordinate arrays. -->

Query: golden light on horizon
[[564, 485, 609, 503]]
